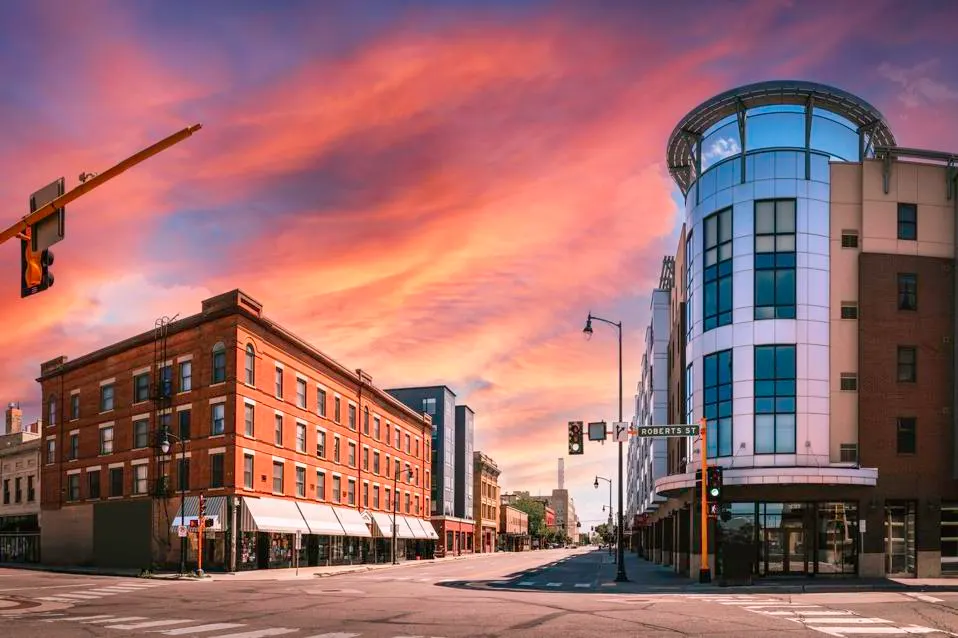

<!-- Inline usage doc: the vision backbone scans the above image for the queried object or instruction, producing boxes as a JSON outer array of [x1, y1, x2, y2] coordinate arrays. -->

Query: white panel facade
[[684, 150, 832, 471]]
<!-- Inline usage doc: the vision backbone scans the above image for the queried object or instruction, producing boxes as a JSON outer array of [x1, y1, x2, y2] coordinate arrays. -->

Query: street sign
[[294, 530, 302, 551], [587, 421, 607, 441], [613, 422, 629, 443], [633, 424, 701, 437], [29, 178, 65, 252], [708, 503, 719, 518], [177, 525, 187, 538]]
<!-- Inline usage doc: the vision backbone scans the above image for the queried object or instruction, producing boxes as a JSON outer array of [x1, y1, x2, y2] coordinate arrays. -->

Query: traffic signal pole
[[699, 416, 710, 583], [0, 124, 203, 248]]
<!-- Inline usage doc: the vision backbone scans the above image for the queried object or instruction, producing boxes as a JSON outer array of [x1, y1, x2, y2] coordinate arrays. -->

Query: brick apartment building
[[38, 290, 437, 571], [473, 451, 500, 553]]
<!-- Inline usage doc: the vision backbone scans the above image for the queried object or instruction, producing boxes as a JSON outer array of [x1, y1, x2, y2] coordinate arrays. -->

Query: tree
[[594, 523, 614, 545], [511, 498, 546, 538]]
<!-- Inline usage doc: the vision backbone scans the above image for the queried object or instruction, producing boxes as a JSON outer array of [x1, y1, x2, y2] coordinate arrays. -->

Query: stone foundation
[[859, 552, 884, 577]]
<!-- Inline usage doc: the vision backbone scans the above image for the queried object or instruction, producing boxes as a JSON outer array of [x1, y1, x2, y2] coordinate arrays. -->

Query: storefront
[[238, 496, 307, 570], [170, 495, 228, 571]]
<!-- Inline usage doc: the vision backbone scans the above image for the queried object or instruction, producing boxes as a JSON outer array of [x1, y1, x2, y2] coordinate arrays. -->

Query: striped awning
[[297, 502, 346, 536], [170, 496, 226, 531], [370, 512, 397, 538], [403, 517, 431, 540], [241, 496, 309, 534]]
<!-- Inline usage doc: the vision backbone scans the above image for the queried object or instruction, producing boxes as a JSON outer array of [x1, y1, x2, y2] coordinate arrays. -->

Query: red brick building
[[38, 290, 437, 571]]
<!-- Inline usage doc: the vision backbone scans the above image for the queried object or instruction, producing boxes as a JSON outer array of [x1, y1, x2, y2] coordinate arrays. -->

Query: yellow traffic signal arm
[[0, 124, 203, 247]]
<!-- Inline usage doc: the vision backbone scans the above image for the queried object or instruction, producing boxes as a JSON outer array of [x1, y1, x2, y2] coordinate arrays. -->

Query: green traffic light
[[709, 487, 719, 497]]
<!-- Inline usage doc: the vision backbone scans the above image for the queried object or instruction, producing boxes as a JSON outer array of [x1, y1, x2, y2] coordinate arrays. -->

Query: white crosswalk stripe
[[29, 580, 165, 605], [151, 623, 247, 635]]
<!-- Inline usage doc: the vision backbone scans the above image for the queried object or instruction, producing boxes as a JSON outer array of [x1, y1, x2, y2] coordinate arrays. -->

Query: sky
[[0, 0, 957, 529]]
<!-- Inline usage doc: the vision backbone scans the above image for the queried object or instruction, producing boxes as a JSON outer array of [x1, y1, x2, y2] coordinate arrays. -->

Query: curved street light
[[583, 312, 628, 583], [160, 430, 188, 576], [594, 476, 613, 555], [392, 466, 417, 565]]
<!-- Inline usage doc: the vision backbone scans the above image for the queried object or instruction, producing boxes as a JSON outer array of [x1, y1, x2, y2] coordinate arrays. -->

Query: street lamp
[[392, 465, 416, 565], [583, 312, 628, 582], [160, 430, 187, 576], [594, 476, 613, 555]]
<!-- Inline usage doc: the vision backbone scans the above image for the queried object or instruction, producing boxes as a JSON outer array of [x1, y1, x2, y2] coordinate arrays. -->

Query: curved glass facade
[[685, 141, 833, 467]]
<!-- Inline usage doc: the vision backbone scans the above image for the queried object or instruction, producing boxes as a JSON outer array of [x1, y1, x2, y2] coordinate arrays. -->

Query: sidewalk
[[1, 550, 499, 582], [601, 552, 958, 594]]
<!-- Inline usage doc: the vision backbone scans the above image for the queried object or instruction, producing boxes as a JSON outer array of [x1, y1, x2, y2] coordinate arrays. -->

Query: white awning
[[403, 517, 431, 540], [370, 512, 396, 538], [332, 506, 372, 538], [170, 496, 226, 531], [422, 519, 439, 540], [297, 502, 346, 536], [242, 496, 308, 534]]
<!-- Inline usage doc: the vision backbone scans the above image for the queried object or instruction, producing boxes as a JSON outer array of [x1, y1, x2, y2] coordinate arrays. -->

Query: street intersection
[[3, 549, 958, 637]]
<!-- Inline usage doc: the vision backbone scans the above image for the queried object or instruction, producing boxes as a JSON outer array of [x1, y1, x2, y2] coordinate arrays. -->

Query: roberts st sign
[[634, 424, 701, 437]]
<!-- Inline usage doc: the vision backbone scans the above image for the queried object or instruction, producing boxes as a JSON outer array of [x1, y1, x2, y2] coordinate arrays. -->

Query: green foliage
[[510, 498, 546, 537]]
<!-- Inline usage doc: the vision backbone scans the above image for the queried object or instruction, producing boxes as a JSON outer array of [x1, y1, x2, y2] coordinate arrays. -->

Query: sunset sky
[[1, 0, 957, 527]]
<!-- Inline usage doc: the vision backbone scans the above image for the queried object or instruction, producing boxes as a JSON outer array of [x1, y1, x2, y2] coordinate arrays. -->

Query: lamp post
[[594, 476, 613, 555], [159, 430, 187, 576], [392, 466, 416, 565], [583, 312, 628, 582]]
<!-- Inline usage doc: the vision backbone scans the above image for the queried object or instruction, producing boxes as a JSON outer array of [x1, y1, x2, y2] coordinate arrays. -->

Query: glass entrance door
[[764, 526, 806, 574]]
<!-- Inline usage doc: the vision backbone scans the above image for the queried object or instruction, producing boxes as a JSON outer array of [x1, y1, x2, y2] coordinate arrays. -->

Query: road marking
[[57, 593, 105, 599], [209, 629, 298, 638], [108, 619, 197, 630], [799, 618, 892, 625], [43, 615, 115, 622], [301, 634, 361, 638], [151, 623, 248, 635], [806, 628, 945, 636], [903, 592, 944, 603], [517, 581, 535, 586], [83, 617, 148, 624], [574, 583, 591, 588], [546, 583, 561, 587]]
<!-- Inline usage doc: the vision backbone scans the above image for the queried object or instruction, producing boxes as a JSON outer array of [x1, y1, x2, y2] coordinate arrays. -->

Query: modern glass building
[[636, 80, 958, 579]]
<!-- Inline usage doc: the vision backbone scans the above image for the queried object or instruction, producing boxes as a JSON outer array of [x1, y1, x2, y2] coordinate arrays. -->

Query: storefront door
[[764, 526, 806, 575]]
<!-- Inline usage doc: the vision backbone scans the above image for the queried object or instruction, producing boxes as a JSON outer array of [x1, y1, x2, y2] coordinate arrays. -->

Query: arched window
[[211, 342, 227, 384], [48, 395, 57, 427], [245, 343, 256, 386]]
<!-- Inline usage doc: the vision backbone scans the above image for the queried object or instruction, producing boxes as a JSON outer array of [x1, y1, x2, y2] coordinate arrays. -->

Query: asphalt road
[[3, 549, 958, 637]]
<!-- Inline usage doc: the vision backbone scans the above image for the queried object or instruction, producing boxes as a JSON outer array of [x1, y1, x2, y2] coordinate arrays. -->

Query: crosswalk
[[688, 594, 958, 637], [31, 579, 165, 604], [26, 612, 448, 638]]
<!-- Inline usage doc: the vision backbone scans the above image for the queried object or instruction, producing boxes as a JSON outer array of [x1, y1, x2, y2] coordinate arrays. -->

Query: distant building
[[549, 489, 577, 541], [454, 405, 475, 519], [0, 428, 41, 562], [473, 451, 500, 552], [499, 504, 529, 551]]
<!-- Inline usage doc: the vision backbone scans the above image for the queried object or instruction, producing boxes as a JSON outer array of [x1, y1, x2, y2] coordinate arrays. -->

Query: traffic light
[[706, 466, 723, 504], [568, 421, 584, 455], [20, 234, 54, 298]]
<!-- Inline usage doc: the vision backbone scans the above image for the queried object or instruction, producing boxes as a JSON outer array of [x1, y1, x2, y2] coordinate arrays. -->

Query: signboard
[[294, 530, 302, 551], [613, 422, 630, 443], [177, 525, 188, 538], [587, 421, 607, 441], [30, 178, 65, 252], [634, 424, 701, 438]]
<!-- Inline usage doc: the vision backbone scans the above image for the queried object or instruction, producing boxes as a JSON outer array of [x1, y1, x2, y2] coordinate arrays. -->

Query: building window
[[394, 429, 401, 449], [754, 345, 797, 454], [685, 363, 693, 427], [245, 344, 256, 385], [243, 454, 253, 490], [67, 475, 80, 501], [88, 471, 100, 499], [210, 454, 224, 488], [45, 439, 55, 464], [840, 373, 858, 391], [686, 231, 694, 343], [348, 442, 357, 467], [316, 430, 326, 458], [898, 203, 917, 240], [373, 416, 381, 440], [404, 492, 410, 514], [27, 476, 35, 501], [296, 466, 306, 497], [295, 378, 307, 409], [178, 409, 192, 440], [348, 404, 357, 431], [274, 414, 284, 446], [373, 485, 380, 509], [333, 476, 342, 503], [178, 458, 190, 491], [179, 360, 192, 392], [703, 208, 733, 331], [334, 397, 341, 423], [211, 403, 225, 436], [897, 346, 917, 382], [385, 488, 392, 511], [362, 447, 369, 471], [363, 407, 370, 435], [133, 419, 149, 449], [316, 471, 326, 500], [100, 384, 114, 412], [373, 451, 380, 474], [272, 461, 284, 493], [347, 479, 356, 506], [754, 199, 796, 320], [14, 478, 21, 502], [840, 302, 858, 319], [274, 366, 283, 398], [317, 388, 327, 417], [99, 426, 114, 455], [211, 343, 226, 384], [133, 465, 148, 495], [898, 273, 917, 311], [69, 432, 79, 460], [3, 480, 9, 504], [897, 417, 916, 454], [159, 365, 173, 398], [296, 422, 307, 453], [362, 483, 369, 508], [109, 467, 123, 497], [70, 393, 79, 420], [405, 433, 411, 454], [48, 395, 58, 426], [334, 437, 341, 463], [422, 398, 436, 415], [244, 403, 254, 437]]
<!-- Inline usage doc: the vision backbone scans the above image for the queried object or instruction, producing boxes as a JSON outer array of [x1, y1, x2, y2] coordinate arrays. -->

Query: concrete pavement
[[4, 549, 958, 637]]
